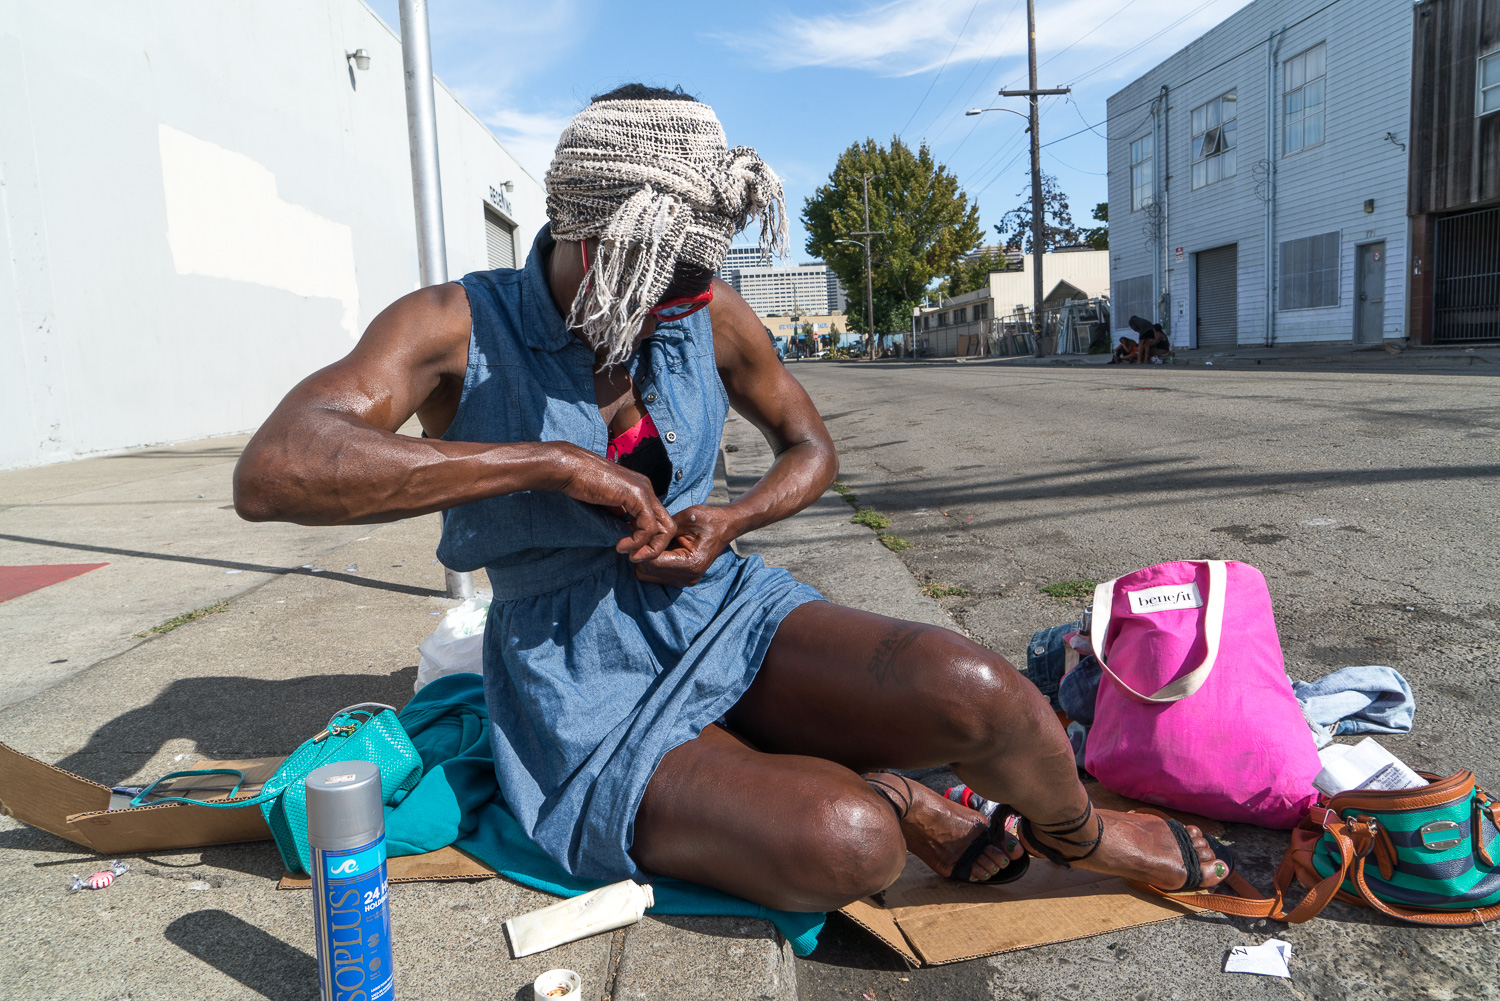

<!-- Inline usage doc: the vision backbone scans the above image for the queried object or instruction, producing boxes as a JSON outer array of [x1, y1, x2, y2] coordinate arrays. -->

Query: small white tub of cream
[[533, 968, 580, 999]]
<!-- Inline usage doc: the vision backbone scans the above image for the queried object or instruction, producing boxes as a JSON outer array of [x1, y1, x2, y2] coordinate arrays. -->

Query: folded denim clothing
[[1059, 655, 1102, 725], [1292, 665, 1414, 750], [1025, 620, 1082, 712]]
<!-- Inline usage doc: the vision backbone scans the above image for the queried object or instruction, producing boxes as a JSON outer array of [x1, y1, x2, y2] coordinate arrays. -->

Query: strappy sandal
[[866, 773, 1031, 885], [1020, 801, 1235, 893]]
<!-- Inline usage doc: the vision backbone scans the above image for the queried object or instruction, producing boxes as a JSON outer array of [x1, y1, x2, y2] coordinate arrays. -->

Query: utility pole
[[398, 0, 472, 600], [999, 0, 1069, 357], [850, 173, 885, 360]]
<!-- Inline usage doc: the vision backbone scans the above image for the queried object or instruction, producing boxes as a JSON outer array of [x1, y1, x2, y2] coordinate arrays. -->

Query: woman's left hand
[[633, 505, 737, 587]]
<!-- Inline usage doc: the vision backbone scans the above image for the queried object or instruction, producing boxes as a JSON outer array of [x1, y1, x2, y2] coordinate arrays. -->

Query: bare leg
[[629, 723, 906, 912], [725, 603, 1225, 891]]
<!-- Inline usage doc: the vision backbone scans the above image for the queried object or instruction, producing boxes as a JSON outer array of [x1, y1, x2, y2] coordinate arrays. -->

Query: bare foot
[[866, 774, 1024, 882], [1022, 807, 1227, 891]]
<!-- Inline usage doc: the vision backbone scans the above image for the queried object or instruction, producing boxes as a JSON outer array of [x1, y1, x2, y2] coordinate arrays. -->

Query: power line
[[1062, 0, 1222, 89], [1035, 0, 1146, 73], [921, 0, 1026, 145], [898, 0, 985, 138], [1070, 0, 1349, 141]]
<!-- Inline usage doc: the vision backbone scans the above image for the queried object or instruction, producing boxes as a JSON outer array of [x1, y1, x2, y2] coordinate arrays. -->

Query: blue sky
[[365, 0, 1252, 262]]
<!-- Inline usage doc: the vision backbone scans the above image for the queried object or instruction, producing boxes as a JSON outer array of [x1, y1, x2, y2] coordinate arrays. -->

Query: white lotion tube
[[505, 880, 654, 958]]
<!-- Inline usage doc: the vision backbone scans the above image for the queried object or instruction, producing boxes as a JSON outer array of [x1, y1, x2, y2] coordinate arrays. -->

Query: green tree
[[1083, 202, 1108, 250], [803, 137, 983, 349], [941, 246, 1017, 298], [993, 173, 1082, 253]]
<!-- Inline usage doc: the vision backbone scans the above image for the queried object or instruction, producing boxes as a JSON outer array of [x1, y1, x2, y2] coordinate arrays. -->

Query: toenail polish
[[1214, 862, 1226, 877]]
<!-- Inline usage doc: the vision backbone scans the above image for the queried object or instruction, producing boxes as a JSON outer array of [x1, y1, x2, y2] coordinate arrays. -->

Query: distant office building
[[721, 256, 849, 316], [718, 245, 773, 274]]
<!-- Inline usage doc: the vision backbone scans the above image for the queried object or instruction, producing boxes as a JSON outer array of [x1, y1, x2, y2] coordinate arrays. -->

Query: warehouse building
[[1, 0, 545, 469], [1105, 0, 1413, 349]]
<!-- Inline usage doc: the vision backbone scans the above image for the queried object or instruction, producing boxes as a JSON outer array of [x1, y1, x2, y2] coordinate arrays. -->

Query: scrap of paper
[[1224, 938, 1292, 978]]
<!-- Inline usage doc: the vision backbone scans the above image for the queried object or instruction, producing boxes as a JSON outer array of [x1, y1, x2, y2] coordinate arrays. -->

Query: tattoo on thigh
[[867, 625, 930, 686]]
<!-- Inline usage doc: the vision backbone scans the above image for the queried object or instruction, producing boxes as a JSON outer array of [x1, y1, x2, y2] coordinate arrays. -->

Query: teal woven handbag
[[131, 703, 422, 875], [1305, 770, 1500, 925]]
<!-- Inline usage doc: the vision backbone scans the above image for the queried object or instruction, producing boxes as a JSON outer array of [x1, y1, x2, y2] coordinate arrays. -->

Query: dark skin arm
[[633, 276, 838, 586], [232, 282, 676, 561]]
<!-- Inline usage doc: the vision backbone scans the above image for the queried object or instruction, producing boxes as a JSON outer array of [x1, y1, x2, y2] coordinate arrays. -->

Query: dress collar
[[520, 223, 694, 354], [520, 225, 575, 353]]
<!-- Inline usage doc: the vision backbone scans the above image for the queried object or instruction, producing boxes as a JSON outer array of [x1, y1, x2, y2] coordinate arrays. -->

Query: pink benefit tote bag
[[1084, 560, 1320, 828]]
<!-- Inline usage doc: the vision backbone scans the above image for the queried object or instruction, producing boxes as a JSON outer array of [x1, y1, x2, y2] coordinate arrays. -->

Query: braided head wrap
[[545, 97, 788, 366]]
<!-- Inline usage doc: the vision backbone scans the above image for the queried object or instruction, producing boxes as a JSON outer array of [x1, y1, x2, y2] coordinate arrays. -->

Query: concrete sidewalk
[[0, 435, 815, 1001]]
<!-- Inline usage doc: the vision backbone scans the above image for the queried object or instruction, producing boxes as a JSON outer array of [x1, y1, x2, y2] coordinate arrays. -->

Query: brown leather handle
[[1129, 809, 1354, 924], [1350, 862, 1500, 927]]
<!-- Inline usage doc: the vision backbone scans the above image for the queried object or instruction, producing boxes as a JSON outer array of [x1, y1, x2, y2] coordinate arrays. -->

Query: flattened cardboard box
[[0, 742, 1221, 965], [0, 742, 497, 884]]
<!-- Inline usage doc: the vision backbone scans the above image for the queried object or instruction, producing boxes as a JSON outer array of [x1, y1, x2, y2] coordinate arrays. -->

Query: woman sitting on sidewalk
[[234, 85, 1226, 912]]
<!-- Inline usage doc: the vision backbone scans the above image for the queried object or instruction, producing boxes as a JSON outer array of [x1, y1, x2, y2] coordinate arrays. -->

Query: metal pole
[[999, 17, 1067, 358], [398, 0, 473, 601], [862, 174, 875, 359], [1025, 0, 1045, 357], [850, 173, 883, 360]]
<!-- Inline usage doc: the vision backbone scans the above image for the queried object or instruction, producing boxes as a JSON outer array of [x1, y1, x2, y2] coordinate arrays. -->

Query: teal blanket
[[386, 673, 825, 956]]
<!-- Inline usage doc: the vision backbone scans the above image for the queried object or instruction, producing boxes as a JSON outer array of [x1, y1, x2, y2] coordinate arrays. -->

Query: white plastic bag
[[414, 591, 491, 692]]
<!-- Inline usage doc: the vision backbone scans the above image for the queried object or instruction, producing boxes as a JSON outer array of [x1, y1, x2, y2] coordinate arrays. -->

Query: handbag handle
[[1130, 806, 1357, 923], [128, 768, 267, 809], [1090, 560, 1227, 704]]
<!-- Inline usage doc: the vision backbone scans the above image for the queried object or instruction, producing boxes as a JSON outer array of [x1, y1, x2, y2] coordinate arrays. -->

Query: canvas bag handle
[[1090, 560, 1227, 704]]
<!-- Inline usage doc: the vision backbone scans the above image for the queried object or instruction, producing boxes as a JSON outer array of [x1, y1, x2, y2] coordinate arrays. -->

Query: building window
[[1130, 135, 1153, 210], [1279, 231, 1340, 310], [937, 312, 948, 327], [954, 307, 967, 324], [974, 302, 988, 321], [1191, 92, 1237, 188], [1481, 50, 1500, 116], [1113, 275, 1153, 330], [1284, 43, 1326, 154], [923, 315, 931, 330]]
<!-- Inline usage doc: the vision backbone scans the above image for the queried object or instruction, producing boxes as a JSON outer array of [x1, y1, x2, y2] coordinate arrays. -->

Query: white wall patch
[[1127, 582, 1204, 614], [157, 124, 360, 336]]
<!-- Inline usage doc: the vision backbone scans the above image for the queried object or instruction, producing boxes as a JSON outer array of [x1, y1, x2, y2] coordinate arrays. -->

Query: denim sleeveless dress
[[438, 226, 824, 881]]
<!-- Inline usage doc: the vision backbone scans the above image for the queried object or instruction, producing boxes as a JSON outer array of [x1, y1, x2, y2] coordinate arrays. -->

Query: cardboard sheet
[[839, 854, 1205, 966], [2, 742, 1233, 964], [0, 743, 276, 853]]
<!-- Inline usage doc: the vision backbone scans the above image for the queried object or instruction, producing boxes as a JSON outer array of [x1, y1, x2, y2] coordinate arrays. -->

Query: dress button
[[644, 392, 658, 403], [674, 469, 683, 482], [664, 431, 677, 443]]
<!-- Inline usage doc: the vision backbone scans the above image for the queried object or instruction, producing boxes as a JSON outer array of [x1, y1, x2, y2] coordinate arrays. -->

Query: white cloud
[[723, 0, 1253, 84], [473, 103, 574, 183]]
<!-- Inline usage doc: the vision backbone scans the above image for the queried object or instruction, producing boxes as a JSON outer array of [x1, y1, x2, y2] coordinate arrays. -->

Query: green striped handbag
[[1134, 769, 1500, 926], [1301, 770, 1500, 925]]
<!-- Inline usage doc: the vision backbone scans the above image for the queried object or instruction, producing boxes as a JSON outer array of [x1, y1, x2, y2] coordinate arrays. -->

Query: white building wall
[[1106, 0, 1413, 348], [0, 0, 547, 469], [985, 251, 1111, 313]]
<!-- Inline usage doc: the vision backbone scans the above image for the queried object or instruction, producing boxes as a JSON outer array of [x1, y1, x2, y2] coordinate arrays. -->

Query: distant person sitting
[[1111, 336, 1139, 364], [1140, 323, 1172, 364]]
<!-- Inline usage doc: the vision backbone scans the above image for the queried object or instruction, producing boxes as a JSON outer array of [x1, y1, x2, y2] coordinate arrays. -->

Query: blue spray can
[[306, 760, 394, 1001]]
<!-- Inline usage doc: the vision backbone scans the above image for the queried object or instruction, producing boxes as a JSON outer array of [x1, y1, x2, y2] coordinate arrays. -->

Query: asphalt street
[[781, 359, 1499, 1001]]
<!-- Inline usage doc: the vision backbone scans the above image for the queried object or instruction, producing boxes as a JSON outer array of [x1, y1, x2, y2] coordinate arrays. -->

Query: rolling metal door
[[484, 209, 516, 270], [1195, 244, 1238, 349]]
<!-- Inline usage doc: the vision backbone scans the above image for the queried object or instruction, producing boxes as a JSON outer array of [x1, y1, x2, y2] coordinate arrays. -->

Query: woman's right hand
[[548, 443, 675, 561]]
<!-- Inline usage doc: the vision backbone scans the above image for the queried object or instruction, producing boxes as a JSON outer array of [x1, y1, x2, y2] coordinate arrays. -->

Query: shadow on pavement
[[0, 532, 446, 598], [55, 669, 417, 783], [165, 909, 317, 1001]]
